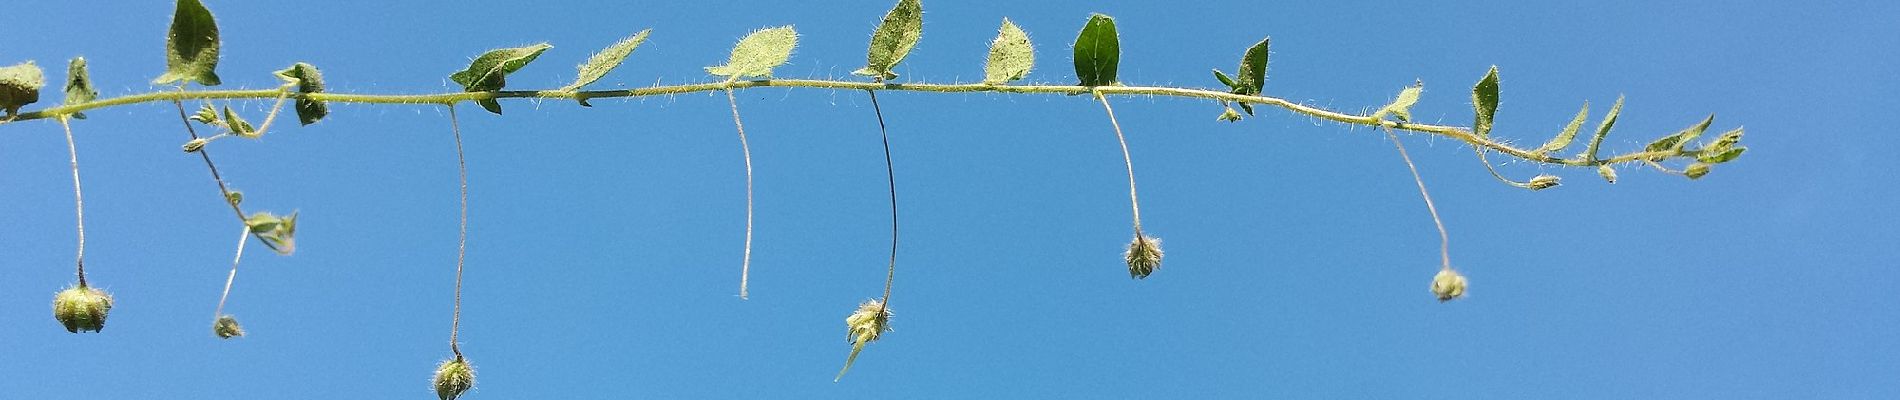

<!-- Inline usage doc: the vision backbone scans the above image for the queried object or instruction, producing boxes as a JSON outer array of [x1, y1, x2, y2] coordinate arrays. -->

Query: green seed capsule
[[1125, 235, 1163, 279], [433, 357, 476, 400], [1430, 269, 1467, 302], [213, 315, 244, 339], [52, 284, 113, 333]]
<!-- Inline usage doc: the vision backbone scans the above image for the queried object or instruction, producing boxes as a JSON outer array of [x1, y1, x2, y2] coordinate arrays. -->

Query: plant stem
[[1094, 91, 1144, 237], [447, 105, 469, 358], [3, 80, 1690, 168], [1473, 148, 1533, 189], [724, 89, 756, 300], [867, 89, 898, 308], [215, 225, 250, 317], [1384, 129, 1452, 271], [169, 90, 282, 253], [58, 117, 88, 286]]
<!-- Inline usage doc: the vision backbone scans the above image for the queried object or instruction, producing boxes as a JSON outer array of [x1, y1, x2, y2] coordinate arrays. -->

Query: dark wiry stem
[[867, 89, 898, 309]]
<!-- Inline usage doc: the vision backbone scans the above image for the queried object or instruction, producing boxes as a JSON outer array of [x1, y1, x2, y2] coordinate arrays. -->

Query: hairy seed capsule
[[433, 357, 476, 400], [213, 315, 244, 339], [1684, 162, 1711, 180], [1527, 174, 1561, 191], [1597, 165, 1618, 184], [52, 284, 113, 333], [1125, 235, 1163, 279], [1430, 269, 1467, 302]]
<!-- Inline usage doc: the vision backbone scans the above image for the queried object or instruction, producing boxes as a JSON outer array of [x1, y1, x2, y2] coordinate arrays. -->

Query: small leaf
[[189, 104, 220, 125], [1211, 69, 1236, 88], [0, 61, 44, 118], [246, 211, 297, 255], [1645, 114, 1715, 154], [706, 26, 799, 79], [450, 43, 552, 115], [1535, 102, 1591, 154], [1699, 146, 1747, 164], [1579, 95, 1624, 161], [1371, 82, 1423, 122], [154, 0, 222, 86], [854, 0, 924, 81], [1233, 37, 1269, 96], [1471, 66, 1501, 138], [983, 18, 1034, 84], [1071, 14, 1120, 87], [562, 29, 651, 93], [245, 213, 283, 233], [274, 62, 329, 125], [63, 58, 98, 120], [1703, 127, 1744, 153], [221, 105, 256, 138]]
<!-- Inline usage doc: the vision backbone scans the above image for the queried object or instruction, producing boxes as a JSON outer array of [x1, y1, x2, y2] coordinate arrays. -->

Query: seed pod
[[52, 284, 113, 333], [1684, 162, 1711, 180], [1527, 174, 1561, 191], [213, 314, 244, 339], [1430, 268, 1467, 302], [433, 357, 476, 400], [1125, 235, 1163, 279]]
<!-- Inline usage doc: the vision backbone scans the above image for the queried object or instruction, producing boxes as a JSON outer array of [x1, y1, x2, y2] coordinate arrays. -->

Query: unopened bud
[[1216, 107, 1243, 122], [53, 283, 113, 333], [1125, 235, 1163, 279], [1527, 174, 1561, 191], [1430, 268, 1467, 302], [182, 138, 207, 153], [1684, 162, 1711, 180], [1597, 165, 1618, 184], [433, 357, 476, 400], [213, 314, 245, 339]]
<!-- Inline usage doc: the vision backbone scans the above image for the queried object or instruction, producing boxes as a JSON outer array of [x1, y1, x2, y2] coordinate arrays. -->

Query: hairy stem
[[1094, 91, 1144, 236], [58, 117, 88, 286], [1385, 129, 1452, 271], [447, 105, 469, 358], [867, 89, 898, 308], [1474, 148, 1533, 189], [214, 225, 250, 317], [5, 80, 1691, 168], [724, 89, 756, 300]]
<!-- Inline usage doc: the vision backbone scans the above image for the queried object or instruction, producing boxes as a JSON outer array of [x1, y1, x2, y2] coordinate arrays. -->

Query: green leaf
[[1211, 69, 1236, 88], [1645, 114, 1715, 154], [1370, 82, 1423, 122], [1579, 95, 1623, 161], [245, 212, 282, 233], [706, 26, 799, 79], [63, 58, 97, 120], [449, 43, 552, 115], [154, 0, 221, 86], [562, 29, 651, 93], [222, 105, 256, 138], [1702, 127, 1743, 152], [1535, 102, 1591, 154], [854, 0, 924, 81], [1233, 37, 1269, 96], [1471, 66, 1500, 138], [0, 61, 44, 118], [274, 62, 329, 125], [983, 18, 1034, 84], [1699, 146, 1747, 164], [1072, 14, 1120, 87], [245, 211, 297, 256]]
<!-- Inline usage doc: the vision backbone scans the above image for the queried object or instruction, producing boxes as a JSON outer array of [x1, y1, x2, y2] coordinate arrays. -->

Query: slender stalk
[[1094, 91, 1145, 236], [214, 225, 250, 317], [169, 90, 283, 253], [1473, 148, 1532, 189], [2, 81, 1692, 168], [867, 89, 898, 308], [1384, 129, 1452, 271], [58, 117, 88, 286], [447, 105, 469, 357], [724, 89, 756, 300]]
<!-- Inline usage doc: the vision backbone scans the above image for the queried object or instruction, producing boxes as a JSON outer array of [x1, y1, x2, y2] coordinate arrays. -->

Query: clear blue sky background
[[2, 1, 1894, 398]]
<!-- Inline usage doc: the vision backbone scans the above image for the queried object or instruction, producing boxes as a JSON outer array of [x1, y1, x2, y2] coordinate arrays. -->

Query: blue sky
[[2, 1, 1895, 398]]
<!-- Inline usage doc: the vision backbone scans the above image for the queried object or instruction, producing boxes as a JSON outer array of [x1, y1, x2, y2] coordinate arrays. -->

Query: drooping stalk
[[58, 117, 88, 286], [1384, 129, 1454, 273], [867, 89, 898, 308], [724, 89, 757, 300], [213, 225, 250, 318], [447, 105, 470, 357]]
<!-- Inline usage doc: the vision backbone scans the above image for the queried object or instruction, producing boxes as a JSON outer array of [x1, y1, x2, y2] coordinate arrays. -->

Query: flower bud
[[1684, 162, 1711, 180], [1125, 235, 1163, 279], [1527, 174, 1561, 191], [182, 138, 207, 153], [213, 314, 245, 339], [1597, 165, 1617, 184], [52, 284, 113, 333], [1430, 268, 1467, 302], [1216, 107, 1243, 122], [433, 357, 476, 400]]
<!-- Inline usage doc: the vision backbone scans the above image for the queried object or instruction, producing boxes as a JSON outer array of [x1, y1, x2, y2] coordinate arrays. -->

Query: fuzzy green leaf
[[1645, 114, 1715, 154], [64, 58, 98, 113], [1233, 37, 1269, 96], [563, 29, 651, 93], [1699, 146, 1747, 164], [450, 43, 552, 115], [983, 18, 1034, 84], [1579, 95, 1624, 161], [154, 0, 221, 86], [1072, 14, 1120, 87], [246, 211, 297, 256], [1535, 102, 1591, 154], [854, 0, 924, 81], [707, 26, 799, 79], [1212, 69, 1236, 88], [1471, 66, 1500, 138], [222, 105, 256, 138], [0, 61, 44, 118], [1371, 83, 1424, 122], [274, 62, 329, 125]]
